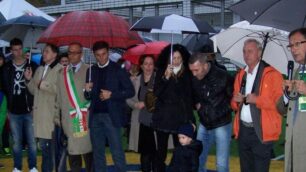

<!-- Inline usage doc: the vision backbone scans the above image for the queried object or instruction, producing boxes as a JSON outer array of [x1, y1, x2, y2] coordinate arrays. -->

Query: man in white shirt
[[231, 39, 283, 172]]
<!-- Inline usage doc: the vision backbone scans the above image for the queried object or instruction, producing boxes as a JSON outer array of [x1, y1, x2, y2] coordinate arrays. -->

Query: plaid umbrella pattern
[[38, 11, 143, 48], [123, 41, 169, 65]]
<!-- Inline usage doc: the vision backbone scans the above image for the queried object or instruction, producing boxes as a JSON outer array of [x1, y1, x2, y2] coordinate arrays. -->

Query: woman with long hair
[[153, 44, 195, 172]]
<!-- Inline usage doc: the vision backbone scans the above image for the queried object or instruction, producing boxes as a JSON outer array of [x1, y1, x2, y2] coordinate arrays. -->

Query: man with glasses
[[56, 42, 93, 172], [1, 38, 38, 172], [283, 28, 306, 172]]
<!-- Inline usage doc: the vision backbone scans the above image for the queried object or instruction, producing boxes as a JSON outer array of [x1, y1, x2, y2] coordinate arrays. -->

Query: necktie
[[72, 66, 76, 73]]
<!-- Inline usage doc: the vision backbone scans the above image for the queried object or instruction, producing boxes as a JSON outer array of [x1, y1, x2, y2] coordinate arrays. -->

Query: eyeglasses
[[68, 51, 82, 55], [287, 41, 306, 51]]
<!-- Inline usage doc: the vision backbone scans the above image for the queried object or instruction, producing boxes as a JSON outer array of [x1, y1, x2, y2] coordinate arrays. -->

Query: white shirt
[[70, 62, 82, 73], [42, 65, 49, 79], [240, 62, 260, 123], [97, 60, 110, 68]]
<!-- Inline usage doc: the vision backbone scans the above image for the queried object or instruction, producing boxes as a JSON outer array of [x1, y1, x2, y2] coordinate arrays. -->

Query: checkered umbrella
[[37, 11, 144, 48]]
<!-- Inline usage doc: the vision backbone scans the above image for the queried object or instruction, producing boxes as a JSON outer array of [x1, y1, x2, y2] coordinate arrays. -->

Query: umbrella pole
[[89, 38, 92, 82], [29, 27, 35, 65], [170, 32, 173, 64], [261, 32, 269, 59]]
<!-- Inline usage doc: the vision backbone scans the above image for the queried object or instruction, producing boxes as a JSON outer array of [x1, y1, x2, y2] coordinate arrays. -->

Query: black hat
[[177, 123, 194, 138]]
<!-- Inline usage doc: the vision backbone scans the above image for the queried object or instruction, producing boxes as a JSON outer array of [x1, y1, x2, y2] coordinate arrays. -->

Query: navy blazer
[[86, 61, 135, 127]]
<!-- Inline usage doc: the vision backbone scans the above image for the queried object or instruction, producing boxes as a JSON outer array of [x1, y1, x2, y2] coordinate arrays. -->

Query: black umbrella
[[0, 15, 52, 63], [229, 0, 306, 32], [131, 14, 216, 34], [131, 14, 215, 63], [181, 34, 214, 53], [0, 15, 52, 43], [0, 13, 5, 24]]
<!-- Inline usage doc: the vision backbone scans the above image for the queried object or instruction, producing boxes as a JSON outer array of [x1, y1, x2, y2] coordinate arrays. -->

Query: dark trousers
[[68, 152, 93, 172], [139, 124, 157, 172], [90, 113, 126, 172], [154, 130, 179, 172], [54, 126, 67, 172], [238, 123, 273, 172], [2, 118, 10, 148], [39, 139, 54, 172]]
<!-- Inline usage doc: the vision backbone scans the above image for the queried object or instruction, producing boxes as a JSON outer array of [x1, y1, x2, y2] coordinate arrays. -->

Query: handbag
[[145, 88, 157, 113], [144, 73, 156, 113]]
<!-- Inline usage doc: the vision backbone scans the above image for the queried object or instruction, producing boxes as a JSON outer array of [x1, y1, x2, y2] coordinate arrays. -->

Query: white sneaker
[[29, 167, 38, 172], [12, 168, 22, 172]]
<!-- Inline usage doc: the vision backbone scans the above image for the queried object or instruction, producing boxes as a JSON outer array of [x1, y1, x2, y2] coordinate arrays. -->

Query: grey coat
[[27, 63, 62, 139], [56, 63, 92, 155], [285, 69, 306, 172], [126, 75, 174, 151]]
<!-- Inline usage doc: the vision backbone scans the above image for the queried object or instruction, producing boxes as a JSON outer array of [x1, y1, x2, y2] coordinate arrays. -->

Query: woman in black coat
[[152, 44, 195, 172]]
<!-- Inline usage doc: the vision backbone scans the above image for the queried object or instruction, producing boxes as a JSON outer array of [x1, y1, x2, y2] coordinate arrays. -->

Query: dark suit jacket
[[85, 61, 135, 127]]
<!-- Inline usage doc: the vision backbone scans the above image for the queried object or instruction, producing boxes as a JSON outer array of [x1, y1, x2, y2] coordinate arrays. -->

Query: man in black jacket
[[189, 52, 233, 172], [1, 38, 38, 172]]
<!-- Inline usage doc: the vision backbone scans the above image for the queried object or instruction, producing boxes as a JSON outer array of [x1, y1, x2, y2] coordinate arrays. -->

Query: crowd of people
[[0, 27, 305, 172]]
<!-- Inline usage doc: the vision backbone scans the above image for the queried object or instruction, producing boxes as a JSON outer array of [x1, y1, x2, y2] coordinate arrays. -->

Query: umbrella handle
[[170, 32, 173, 65]]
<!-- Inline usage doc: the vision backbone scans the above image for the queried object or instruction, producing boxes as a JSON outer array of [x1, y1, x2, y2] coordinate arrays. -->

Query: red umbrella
[[37, 11, 143, 48], [123, 41, 169, 65]]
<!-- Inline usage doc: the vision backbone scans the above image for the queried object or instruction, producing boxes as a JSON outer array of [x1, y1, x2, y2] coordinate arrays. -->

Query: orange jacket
[[231, 66, 283, 142]]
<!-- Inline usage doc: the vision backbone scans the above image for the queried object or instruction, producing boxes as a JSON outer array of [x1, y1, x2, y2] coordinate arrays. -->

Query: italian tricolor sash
[[63, 67, 90, 138]]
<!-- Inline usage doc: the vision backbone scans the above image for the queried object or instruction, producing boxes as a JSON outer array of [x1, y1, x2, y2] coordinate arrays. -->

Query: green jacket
[[0, 93, 7, 135]]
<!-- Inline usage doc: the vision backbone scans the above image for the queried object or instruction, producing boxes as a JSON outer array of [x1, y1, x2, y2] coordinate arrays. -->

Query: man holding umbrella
[[84, 41, 135, 172], [283, 28, 306, 172], [1, 38, 38, 172], [231, 39, 283, 172]]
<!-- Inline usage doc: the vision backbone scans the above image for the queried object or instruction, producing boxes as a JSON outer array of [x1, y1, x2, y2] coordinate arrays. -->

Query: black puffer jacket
[[168, 140, 203, 172], [192, 64, 233, 130], [153, 68, 195, 132]]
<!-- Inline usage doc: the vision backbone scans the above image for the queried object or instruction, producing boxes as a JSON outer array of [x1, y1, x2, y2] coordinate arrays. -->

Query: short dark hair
[[139, 54, 155, 66], [45, 43, 59, 54], [92, 41, 109, 52], [289, 28, 306, 39], [10, 38, 23, 47], [59, 52, 68, 60], [189, 52, 211, 65]]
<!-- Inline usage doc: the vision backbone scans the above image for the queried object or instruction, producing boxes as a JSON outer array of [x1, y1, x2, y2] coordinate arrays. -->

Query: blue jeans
[[9, 113, 37, 170], [90, 113, 126, 172], [196, 123, 232, 172], [39, 138, 53, 172]]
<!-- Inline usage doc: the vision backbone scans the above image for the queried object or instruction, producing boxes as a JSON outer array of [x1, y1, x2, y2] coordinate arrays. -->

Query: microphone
[[240, 77, 248, 105], [284, 60, 299, 100], [287, 60, 294, 80]]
